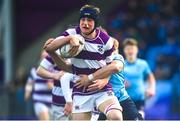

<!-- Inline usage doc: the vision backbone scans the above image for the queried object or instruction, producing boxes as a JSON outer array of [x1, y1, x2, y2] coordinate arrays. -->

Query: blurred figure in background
[[123, 38, 156, 118], [36, 49, 69, 121], [24, 51, 54, 120]]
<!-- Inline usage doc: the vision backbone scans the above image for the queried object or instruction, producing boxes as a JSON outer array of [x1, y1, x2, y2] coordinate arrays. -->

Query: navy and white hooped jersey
[[58, 27, 114, 95], [27, 67, 53, 107]]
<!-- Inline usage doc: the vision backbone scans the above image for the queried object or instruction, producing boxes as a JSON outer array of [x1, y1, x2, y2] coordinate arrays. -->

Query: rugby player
[[123, 38, 156, 118], [44, 4, 123, 121], [59, 38, 143, 120]]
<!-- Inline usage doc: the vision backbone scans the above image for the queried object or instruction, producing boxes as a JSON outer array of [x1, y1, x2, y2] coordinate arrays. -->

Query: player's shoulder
[[30, 67, 36, 73], [113, 54, 124, 65], [63, 26, 80, 36], [113, 54, 124, 60], [44, 55, 54, 64], [66, 28, 77, 35], [137, 58, 148, 65], [30, 67, 37, 77], [98, 29, 111, 44]]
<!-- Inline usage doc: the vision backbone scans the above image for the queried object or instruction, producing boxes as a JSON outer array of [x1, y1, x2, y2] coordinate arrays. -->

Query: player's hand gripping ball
[[60, 34, 85, 58]]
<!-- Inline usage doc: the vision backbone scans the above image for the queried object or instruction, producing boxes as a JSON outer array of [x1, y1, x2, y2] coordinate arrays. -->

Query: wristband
[[88, 74, 94, 82]]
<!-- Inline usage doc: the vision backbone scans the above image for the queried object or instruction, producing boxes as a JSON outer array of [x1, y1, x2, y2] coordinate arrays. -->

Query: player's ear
[[135, 46, 139, 53], [136, 46, 139, 53]]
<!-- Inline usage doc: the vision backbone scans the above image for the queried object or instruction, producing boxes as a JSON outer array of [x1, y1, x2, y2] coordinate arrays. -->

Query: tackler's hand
[[75, 75, 90, 88], [87, 79, 108, 92]]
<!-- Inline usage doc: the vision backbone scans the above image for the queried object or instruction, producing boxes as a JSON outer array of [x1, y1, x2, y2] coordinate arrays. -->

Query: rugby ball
[[60, 34, 85, 58]]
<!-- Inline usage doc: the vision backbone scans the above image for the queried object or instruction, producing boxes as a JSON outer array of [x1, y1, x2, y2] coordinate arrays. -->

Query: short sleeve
[[27, 76, 34, 84], [26, 68, 36, 84], [40, 55, 54, 70], [104, 37, 114, 64], [60, 31, 69, 36], [113, 54, 125, 65], [143, 61, 152, 77], [55, 28, 76, 53]]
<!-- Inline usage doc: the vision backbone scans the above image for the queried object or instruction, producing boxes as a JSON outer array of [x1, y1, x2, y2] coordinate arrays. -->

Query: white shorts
[[72, 91, 117, 113], [51, 104, 69, 121], [34, 102, 51, 117]]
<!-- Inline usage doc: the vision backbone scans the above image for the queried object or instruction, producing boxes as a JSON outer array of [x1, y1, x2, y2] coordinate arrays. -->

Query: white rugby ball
[[60, 34, 85, 58]]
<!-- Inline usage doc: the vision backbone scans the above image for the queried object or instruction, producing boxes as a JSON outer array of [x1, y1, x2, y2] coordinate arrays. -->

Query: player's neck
[[127, 57, 137, 63], [81, 30, 96, 40]]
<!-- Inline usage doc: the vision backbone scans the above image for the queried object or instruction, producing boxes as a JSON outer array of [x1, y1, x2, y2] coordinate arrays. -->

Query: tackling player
[[123, 38, 156, 118], [90, 39, 143, 120]]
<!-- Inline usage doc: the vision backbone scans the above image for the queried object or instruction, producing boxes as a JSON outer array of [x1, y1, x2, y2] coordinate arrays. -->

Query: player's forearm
[[24, 83, 33, 101], [36, 66, 55, 79], [91, 61, 123, 81], [93, 66, 113, 80], [45, 36, 71, 52], [24, 91, 31, 101], [148, 73, 156, 89], [48, 51, 72, 73]]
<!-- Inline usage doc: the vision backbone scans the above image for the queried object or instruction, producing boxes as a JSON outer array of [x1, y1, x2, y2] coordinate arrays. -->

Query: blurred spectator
[[106, 0, 180, 81], [105, 0, 180, 119]]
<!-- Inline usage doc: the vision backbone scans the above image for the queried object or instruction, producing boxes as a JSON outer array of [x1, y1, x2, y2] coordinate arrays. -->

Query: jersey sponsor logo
[[107, 91, 113, 96], [97, 45, 104, 54]]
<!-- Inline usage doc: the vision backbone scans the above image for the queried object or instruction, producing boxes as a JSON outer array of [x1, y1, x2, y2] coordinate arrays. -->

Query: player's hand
[[75, 75, 90, 88], [43, 38, 54, 52], [87, 79, 108, 92], [68, 36, 80, 56], [47, 81, 54, 90], [68, 46, 79, 57], [64, 102, 72, 116], [146, 87, 155, 98], [69, 35, 80, 47]]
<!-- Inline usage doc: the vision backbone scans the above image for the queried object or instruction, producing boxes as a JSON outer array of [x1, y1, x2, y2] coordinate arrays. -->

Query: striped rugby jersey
[[59, 27, 114, 95], [40, 55, 74, 106], [27, 67, 53, 107], [40, 55, 64, 106]]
